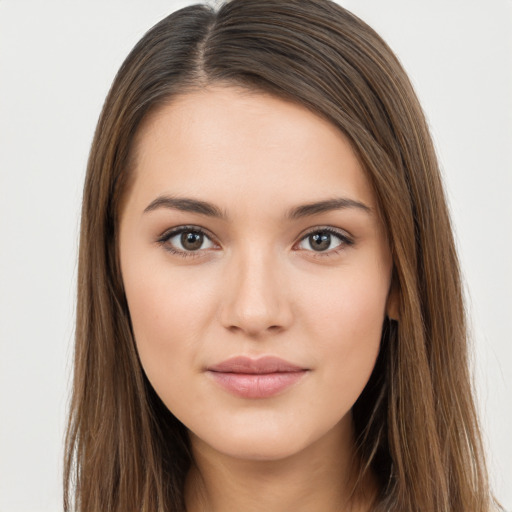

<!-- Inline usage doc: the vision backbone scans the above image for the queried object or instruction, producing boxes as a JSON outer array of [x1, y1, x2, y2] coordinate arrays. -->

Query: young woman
[[64, 1, 500, 510]]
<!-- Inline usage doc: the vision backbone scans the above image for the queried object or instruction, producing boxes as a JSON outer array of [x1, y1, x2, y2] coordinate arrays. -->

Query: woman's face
[[119, 86, 395, 461]]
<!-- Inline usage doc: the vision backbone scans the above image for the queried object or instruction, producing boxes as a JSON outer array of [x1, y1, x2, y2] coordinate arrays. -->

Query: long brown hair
[[64, 1, 497, 510]]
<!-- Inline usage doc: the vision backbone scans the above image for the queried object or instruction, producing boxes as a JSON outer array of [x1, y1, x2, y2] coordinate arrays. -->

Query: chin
[[189, 414, 338, 463], [208, 433, 307, 461]]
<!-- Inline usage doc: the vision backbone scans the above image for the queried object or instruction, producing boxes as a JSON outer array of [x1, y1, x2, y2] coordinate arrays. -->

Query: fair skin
[[119, 86, 396, 512]]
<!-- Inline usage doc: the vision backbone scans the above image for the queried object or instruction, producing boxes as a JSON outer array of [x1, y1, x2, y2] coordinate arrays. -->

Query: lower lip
[[207, 371, 308, 399]]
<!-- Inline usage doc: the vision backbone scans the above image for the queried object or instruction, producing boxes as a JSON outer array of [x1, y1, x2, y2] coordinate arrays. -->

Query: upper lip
[[207, 356, 307, 374]]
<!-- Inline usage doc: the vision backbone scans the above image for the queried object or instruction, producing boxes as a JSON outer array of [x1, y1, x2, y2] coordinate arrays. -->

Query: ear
[[386, 272, 400, 321]]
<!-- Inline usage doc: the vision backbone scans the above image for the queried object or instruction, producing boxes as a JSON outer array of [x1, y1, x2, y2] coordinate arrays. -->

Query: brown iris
[[181, 231, 204, 251]]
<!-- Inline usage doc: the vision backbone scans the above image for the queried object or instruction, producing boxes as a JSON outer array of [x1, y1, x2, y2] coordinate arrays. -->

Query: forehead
[[128, 86, 377, 216]]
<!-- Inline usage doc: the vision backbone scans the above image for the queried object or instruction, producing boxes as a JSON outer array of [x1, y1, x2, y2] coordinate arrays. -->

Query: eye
[[157, 226, 217, 257], [296, 228, 353, 255], [157, 225, 352, 259]]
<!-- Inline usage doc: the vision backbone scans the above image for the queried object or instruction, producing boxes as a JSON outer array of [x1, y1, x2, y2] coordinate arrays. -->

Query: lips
[[206, 356, 309, 399], [208, 355, 305, 374]]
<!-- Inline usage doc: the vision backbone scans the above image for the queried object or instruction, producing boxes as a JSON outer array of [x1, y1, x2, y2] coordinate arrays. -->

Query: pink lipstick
[[206, 356, 308, 399]]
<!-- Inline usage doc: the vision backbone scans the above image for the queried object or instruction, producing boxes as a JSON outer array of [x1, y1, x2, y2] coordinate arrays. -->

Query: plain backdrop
[[0, 1, 511, 510]]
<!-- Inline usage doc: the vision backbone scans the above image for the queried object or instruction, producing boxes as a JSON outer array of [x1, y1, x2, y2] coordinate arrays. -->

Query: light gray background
[[0, 1, 510, 510]]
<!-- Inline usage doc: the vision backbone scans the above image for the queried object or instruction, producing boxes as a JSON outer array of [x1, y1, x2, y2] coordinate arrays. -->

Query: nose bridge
[[220, 242, 291, 336]]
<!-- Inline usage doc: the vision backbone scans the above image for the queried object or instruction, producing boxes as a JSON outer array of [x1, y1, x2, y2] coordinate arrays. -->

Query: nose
[[219, 249, 293, 337]]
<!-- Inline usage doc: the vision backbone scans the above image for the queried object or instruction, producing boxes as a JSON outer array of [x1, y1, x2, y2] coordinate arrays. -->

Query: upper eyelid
[[298, 225, 352, 239], [158, 225, 352, 250], [158, 225, 218, 243]]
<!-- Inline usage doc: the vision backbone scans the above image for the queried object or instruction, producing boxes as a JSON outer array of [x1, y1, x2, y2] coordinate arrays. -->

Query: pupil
[[310, 232, 330, 251], [181, 231, 203, 251]]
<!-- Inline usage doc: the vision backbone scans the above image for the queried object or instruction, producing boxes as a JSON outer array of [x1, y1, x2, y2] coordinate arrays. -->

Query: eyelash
[[156, 225, 354, 260]]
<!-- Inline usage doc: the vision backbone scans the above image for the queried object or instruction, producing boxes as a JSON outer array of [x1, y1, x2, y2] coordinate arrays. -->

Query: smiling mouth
[[206, 356, 309, 399]]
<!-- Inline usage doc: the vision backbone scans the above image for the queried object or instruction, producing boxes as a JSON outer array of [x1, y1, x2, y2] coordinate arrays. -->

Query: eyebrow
[[143, 195, 371, 219]]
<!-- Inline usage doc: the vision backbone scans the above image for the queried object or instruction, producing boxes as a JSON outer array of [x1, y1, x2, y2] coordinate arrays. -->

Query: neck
[[184, 416, 378, 512]]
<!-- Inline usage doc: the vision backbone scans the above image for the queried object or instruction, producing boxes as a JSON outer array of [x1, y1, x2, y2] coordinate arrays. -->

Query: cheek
[[122, 263, 217, 400], [303, 261, 388, 339], [299, 264, 389, 406]]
